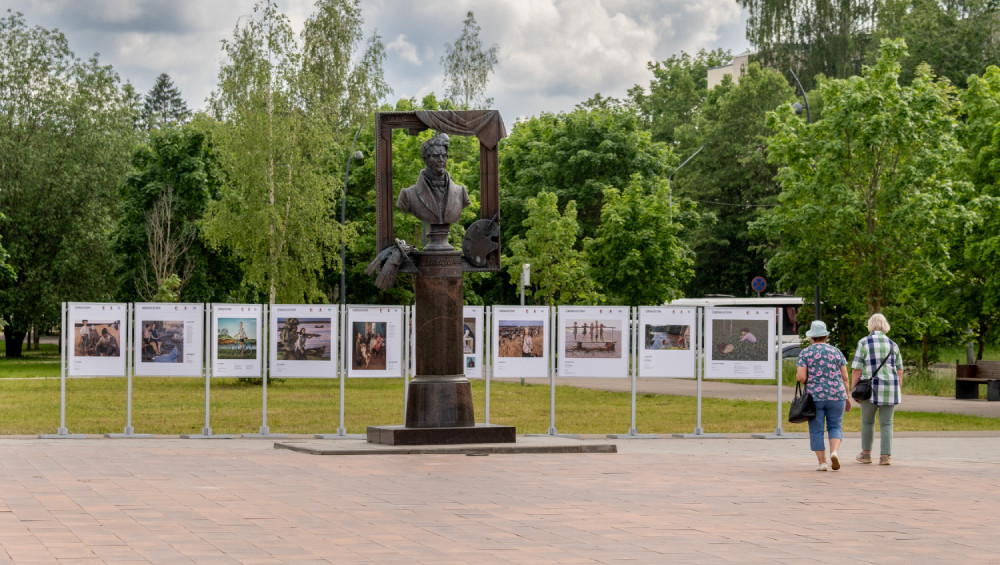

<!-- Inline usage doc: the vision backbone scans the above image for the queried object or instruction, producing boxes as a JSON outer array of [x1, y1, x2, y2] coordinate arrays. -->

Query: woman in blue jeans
[[796, 320, 852, 471]]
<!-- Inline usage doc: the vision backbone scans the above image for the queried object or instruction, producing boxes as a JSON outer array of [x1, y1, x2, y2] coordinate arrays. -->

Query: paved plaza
[[1, 432, 999, 564]]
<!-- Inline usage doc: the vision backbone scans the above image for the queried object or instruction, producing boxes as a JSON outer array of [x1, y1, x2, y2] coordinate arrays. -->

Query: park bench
[[956, 361, 1000, 401]]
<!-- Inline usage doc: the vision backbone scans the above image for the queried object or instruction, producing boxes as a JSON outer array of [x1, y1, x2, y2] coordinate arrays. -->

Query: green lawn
[[0, 375, 996, 436], [1, 340, 996, 435]]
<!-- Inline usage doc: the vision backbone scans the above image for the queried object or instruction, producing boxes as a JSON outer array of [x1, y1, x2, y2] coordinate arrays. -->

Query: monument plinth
[[405, 250, 473, 428]]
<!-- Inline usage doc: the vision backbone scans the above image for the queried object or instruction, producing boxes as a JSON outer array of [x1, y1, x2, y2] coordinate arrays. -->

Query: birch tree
[[204, 0, 387, 304], [441, 11, 499, 109]]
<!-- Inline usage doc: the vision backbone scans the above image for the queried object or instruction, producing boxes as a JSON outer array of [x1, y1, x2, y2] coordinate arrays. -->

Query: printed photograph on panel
[[564, 319, 624, 359], [75, 320, 121, 357], [463, 317, 476, 353], [645, 324, 691, 351], [711, 318, 768, 361], [217, 318, 257, 359], [466, 355, 476, 368], [498, 320, 544, 358], [352, 321, 387, 370], [276, 317, 332, 361], [140, 320, 184, 363]]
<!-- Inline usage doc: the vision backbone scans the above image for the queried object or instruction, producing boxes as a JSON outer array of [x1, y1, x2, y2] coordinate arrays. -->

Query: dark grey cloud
[[7, 0, 750, 120]]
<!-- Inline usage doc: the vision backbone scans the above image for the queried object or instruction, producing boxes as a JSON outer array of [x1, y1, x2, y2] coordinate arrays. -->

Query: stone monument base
[[367, 424, 516, 446], [405, 378, 474, 428]]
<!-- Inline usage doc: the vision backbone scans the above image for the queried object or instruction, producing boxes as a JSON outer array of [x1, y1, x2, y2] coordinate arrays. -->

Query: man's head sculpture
[[421, 133, 450, 174], [395, 132, 472, 249]]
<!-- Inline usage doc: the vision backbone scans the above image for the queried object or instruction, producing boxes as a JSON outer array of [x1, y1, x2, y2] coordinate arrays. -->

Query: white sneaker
[[830, 452, 840, 470], [816, 463, 828, 471]]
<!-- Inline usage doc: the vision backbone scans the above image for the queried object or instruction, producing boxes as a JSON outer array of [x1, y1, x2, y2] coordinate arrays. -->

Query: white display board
[[492, 306, 550, 378], [705, 307, 775, 379], [270, 304, 339, 378], [638, 306, 697, 378], [557, 306, 629, 378], [211, 304, 263, 378], [68, 302, 127, 376], [463, 306, 484, 379], [133, 303, 205, 377], [347, 306, 403, 378]]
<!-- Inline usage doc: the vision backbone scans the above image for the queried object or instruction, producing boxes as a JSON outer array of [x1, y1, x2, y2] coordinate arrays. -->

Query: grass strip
[[0, 377, 995, 436]]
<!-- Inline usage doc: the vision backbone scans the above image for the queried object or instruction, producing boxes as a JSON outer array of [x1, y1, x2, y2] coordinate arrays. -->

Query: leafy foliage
[[113, 121, 240, 303], [504, 192, 601, 306], [673, 63, 796, 297], [629, 49, 732, 144], [741, 0, 880, 89], [585, 175, 695, 306], [876, 0, 1000, 90], [0, 10, 138, 357], [950, 65, 1000, 358], [498, 105, 672, 246], [204, 0, 388, 304], [754, 40, 975, 351]]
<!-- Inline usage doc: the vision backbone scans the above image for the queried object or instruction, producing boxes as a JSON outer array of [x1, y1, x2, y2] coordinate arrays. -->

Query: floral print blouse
[[796, 342, 848, 401]]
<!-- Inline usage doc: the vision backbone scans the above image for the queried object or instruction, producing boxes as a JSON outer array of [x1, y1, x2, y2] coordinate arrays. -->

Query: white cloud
[[5, 0, 751, 119], [386, 34, 422, 65]]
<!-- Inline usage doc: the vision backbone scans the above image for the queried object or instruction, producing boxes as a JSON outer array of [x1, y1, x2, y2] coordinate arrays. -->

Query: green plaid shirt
[[851, 331, 902, 406]]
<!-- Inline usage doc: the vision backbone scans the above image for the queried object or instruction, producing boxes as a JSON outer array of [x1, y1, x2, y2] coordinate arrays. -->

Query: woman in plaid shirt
[[851, 313, 904, 465]]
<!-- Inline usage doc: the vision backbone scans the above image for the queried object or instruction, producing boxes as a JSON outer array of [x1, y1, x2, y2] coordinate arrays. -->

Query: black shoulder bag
[[851, 349, 893, 401], [788, 374, 816, 424]]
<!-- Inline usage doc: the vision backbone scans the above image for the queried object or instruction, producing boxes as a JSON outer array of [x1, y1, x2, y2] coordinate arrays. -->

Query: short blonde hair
[[867, 313, 890, 333]]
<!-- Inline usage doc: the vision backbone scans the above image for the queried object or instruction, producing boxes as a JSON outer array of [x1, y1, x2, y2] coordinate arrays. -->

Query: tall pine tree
[[142, 73, 190, 129]]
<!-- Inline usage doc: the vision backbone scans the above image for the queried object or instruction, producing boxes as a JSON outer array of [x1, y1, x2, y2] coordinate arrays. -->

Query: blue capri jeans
[[808, 400, 846, 452]]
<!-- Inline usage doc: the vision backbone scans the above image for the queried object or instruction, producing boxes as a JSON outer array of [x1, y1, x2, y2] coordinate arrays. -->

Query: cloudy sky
[[6, 0, 751, 121]]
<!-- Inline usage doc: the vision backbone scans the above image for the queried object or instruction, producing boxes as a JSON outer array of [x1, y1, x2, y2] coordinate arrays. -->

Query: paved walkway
[[1, 434, 999, 564]]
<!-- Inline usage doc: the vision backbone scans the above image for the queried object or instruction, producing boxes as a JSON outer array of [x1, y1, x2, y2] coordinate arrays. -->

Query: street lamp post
[[788, 68, 821, 321], [341, 124, 364, 305], [667, 143, 707, 223]]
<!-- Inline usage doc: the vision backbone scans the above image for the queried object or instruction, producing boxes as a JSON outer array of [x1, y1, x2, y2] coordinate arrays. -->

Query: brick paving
[[1, 434, 999, 564]]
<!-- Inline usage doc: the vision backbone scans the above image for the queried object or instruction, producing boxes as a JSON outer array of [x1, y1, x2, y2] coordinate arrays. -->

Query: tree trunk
[[921, 332, 929, 369], [3, 327, 26, 359]]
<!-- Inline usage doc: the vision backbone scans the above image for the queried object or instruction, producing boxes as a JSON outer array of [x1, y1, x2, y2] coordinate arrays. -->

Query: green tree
[[0, 223, 13, 285], [875, 0, 1000, 90], [0, 10, 138, 357], [672, 63, 796, 297], [441, 10, 499, 109], [205, 0, 387, 305], [950, 65, 1000, 359], [740, 0, 880, 89], [113, 121, 241, 303], [504, 192, 601, 306], [498, 105, 672, 246], [141, 73, 190, 130], [753, 40, 974, 349], [629, 49, 731, 144], [299, 0, 390, 130], [585, 175, 695, 306]]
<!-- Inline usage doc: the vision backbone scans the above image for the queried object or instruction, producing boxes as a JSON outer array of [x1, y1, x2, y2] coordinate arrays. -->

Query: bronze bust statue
[[396, 133, 471, 251]]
